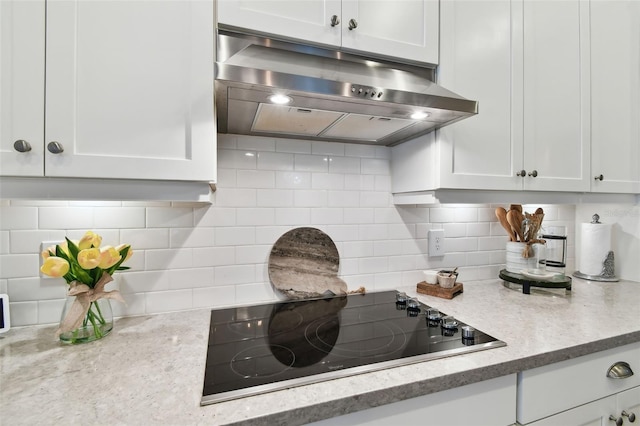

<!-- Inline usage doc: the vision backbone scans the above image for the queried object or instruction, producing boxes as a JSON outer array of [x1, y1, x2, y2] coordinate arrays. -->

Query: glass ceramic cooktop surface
[[201, 290, 506, 405]]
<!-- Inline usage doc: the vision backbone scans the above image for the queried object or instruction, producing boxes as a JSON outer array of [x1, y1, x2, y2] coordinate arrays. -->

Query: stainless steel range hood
[[215, 32, 478, 146]]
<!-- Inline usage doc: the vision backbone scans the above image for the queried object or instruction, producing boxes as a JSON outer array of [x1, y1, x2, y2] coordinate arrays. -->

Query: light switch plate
[[428, 229, 445, 257]]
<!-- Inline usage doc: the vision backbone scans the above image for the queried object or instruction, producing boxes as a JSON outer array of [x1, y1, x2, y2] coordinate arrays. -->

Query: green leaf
[[66, 237, 80, 260], [106, 246, 130, 275]]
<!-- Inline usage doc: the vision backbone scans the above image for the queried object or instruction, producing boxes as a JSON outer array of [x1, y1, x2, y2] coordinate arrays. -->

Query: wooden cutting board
[[416, 281, 464, 299]]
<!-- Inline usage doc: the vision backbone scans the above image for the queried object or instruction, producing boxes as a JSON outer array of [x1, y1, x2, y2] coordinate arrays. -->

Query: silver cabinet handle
[[516, 170, 527, 177], [348, 18, 358, 30], [47, 141, 64, 154], [528, 170, 538, 177], [330, 15, 340, 27], [595, 174, 604, 181], [607, 361, 634, 379], [13, 139, 32, 152], [622, 410, 636, 423], [609, 415, 623, 426]]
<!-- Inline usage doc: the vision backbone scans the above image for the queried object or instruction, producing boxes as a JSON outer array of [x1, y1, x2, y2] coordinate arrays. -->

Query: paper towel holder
[[573, 214, 619, 282]]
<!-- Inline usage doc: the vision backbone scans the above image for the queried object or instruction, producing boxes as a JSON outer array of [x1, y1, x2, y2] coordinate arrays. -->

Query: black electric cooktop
[[201, 290, 506, 405]]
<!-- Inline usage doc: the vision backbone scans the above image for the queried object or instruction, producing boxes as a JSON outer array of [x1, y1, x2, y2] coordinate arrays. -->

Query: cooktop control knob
[[407, 298, 420, 309], [461, 325, 476, 339], [441, 316, 459, 329], [396, 292, 408, 303]]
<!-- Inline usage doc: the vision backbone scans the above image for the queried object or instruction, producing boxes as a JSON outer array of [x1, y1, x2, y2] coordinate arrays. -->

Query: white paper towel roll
[[579, 222, 612, 276]]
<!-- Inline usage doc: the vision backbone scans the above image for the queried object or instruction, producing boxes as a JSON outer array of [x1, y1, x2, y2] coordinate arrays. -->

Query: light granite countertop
[[2, 277, 639, 425]]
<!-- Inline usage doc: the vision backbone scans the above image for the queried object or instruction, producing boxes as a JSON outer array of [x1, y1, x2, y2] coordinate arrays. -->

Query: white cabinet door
[[341, 0, 439, 64], [521, 0, 590, 192], [0, 0, 45, 177], [437, 0, 522, 191], [217, 0, 438, 65], [44, 0, 216, 181], [590, 0, 640, 194], [617, 386, 640, 425], [217, 0, 342, 47]]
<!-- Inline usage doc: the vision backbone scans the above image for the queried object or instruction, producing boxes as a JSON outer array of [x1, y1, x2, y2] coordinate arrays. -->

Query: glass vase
[[59, 297, 113, 344]]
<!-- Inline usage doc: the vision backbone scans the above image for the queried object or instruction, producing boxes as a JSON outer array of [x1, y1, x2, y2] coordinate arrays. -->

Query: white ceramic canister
[[505, 242, 538, 273]]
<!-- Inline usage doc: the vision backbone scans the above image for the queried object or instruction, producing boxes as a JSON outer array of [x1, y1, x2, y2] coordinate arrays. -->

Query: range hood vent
[[215, 32, 478, 146]]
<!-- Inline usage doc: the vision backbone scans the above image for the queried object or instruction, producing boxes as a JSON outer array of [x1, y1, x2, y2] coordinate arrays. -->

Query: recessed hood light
[[268, 94, 293, 105], [410, 111, 430, 120]]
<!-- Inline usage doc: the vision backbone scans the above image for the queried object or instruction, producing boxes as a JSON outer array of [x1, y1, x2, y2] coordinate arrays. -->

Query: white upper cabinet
[[217, 0, 439, 64], [393, 0, 602, 197], [590, 0, 640, 194], [521, 0, 590, 192], [0, 1, 45, 177], [1, 0, 216, 182]]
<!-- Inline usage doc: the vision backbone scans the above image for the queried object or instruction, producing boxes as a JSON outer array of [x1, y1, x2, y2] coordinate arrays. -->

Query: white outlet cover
[[428, 229, 445, 257], [40, 241, 62, 279]]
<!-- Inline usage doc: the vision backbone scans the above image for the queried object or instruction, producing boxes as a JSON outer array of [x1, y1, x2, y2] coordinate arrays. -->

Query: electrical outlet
[[428, 229, 445, 257], [40, 241, 60, 278]]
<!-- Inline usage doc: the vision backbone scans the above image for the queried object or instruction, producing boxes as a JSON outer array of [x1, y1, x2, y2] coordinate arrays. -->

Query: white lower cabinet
[[307, 374, 516, 426], [517, 342, 640, 425]]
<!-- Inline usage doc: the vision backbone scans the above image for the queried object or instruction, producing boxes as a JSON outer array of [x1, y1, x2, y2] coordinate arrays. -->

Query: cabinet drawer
[[517, 342, 640, 424]]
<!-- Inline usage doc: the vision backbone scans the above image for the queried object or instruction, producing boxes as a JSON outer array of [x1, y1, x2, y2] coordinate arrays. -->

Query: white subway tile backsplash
[[0, 140, 580, 327], [0, 254, 39, 279], [256, 189, 293, 207], [345, 144, 378, 159], [192, 246, 235, 267], [257, 152, 294, 171], [145, 248, 193, 270], [294, 190, 328, 207], [146, 207, 193, 228], [329, 156, 360, 174], [294, 154, 329, 172], [274, 208, 311, 225], [146, 289, 193, 313], [214, 188, 257, 207], [0, 206, 38, 230], [168, 267, 214, 289], [170, 227, 215, 248], [312, 141, 345, 156], [38, 207, 94, 229], [276, 171, 312, 189], [236, 135, 276, 152], [7, 277, 66, 301], [276, 138, 312, 154], [361, 158, 390, 175], [215, 227, 255, 246], [92, 208, 146, 229], [236, 208, 275, 226], [237, 170, 276, 188], [9, 301, 38, 326], [312, 173, 344, 190], [120, 228, 170, 250], [310, 208, 344, 225], [38, 299, 66, 324], [0, 231, 8, 254]]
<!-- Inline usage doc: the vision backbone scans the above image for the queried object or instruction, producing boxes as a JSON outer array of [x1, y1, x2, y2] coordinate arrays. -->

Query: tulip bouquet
[[41, 231, 133, 342]]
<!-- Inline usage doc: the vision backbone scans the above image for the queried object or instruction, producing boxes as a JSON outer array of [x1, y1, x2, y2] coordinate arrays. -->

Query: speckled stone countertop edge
[[221, 331, 640, 426]]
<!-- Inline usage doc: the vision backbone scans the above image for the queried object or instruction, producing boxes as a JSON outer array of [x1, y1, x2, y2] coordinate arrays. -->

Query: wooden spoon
[[507, 209, 525, 242], [495, 207, 516, 241], [510, 204, 523, 213]]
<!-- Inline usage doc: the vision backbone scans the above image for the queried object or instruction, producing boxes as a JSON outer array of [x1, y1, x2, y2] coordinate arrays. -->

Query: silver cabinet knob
[[47, 141, 64, 154], [609, 415, 623, 426], [330, 15, 340, 27], [528, 170, 538, 177], [516, 170, 527, 177], [348, 18, 358, 30], [595, 174, 604, 181], [622, 410, 636, 423], [13, 139, 32, 153]]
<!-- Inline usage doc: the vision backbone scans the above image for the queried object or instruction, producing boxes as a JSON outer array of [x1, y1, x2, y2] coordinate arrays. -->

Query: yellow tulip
[[99, 245, 122, 269], [78, 231, 102, 250], [40, 256, 70, 277], [116, 244, 133, 262], [77, 248, 101, 269]]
